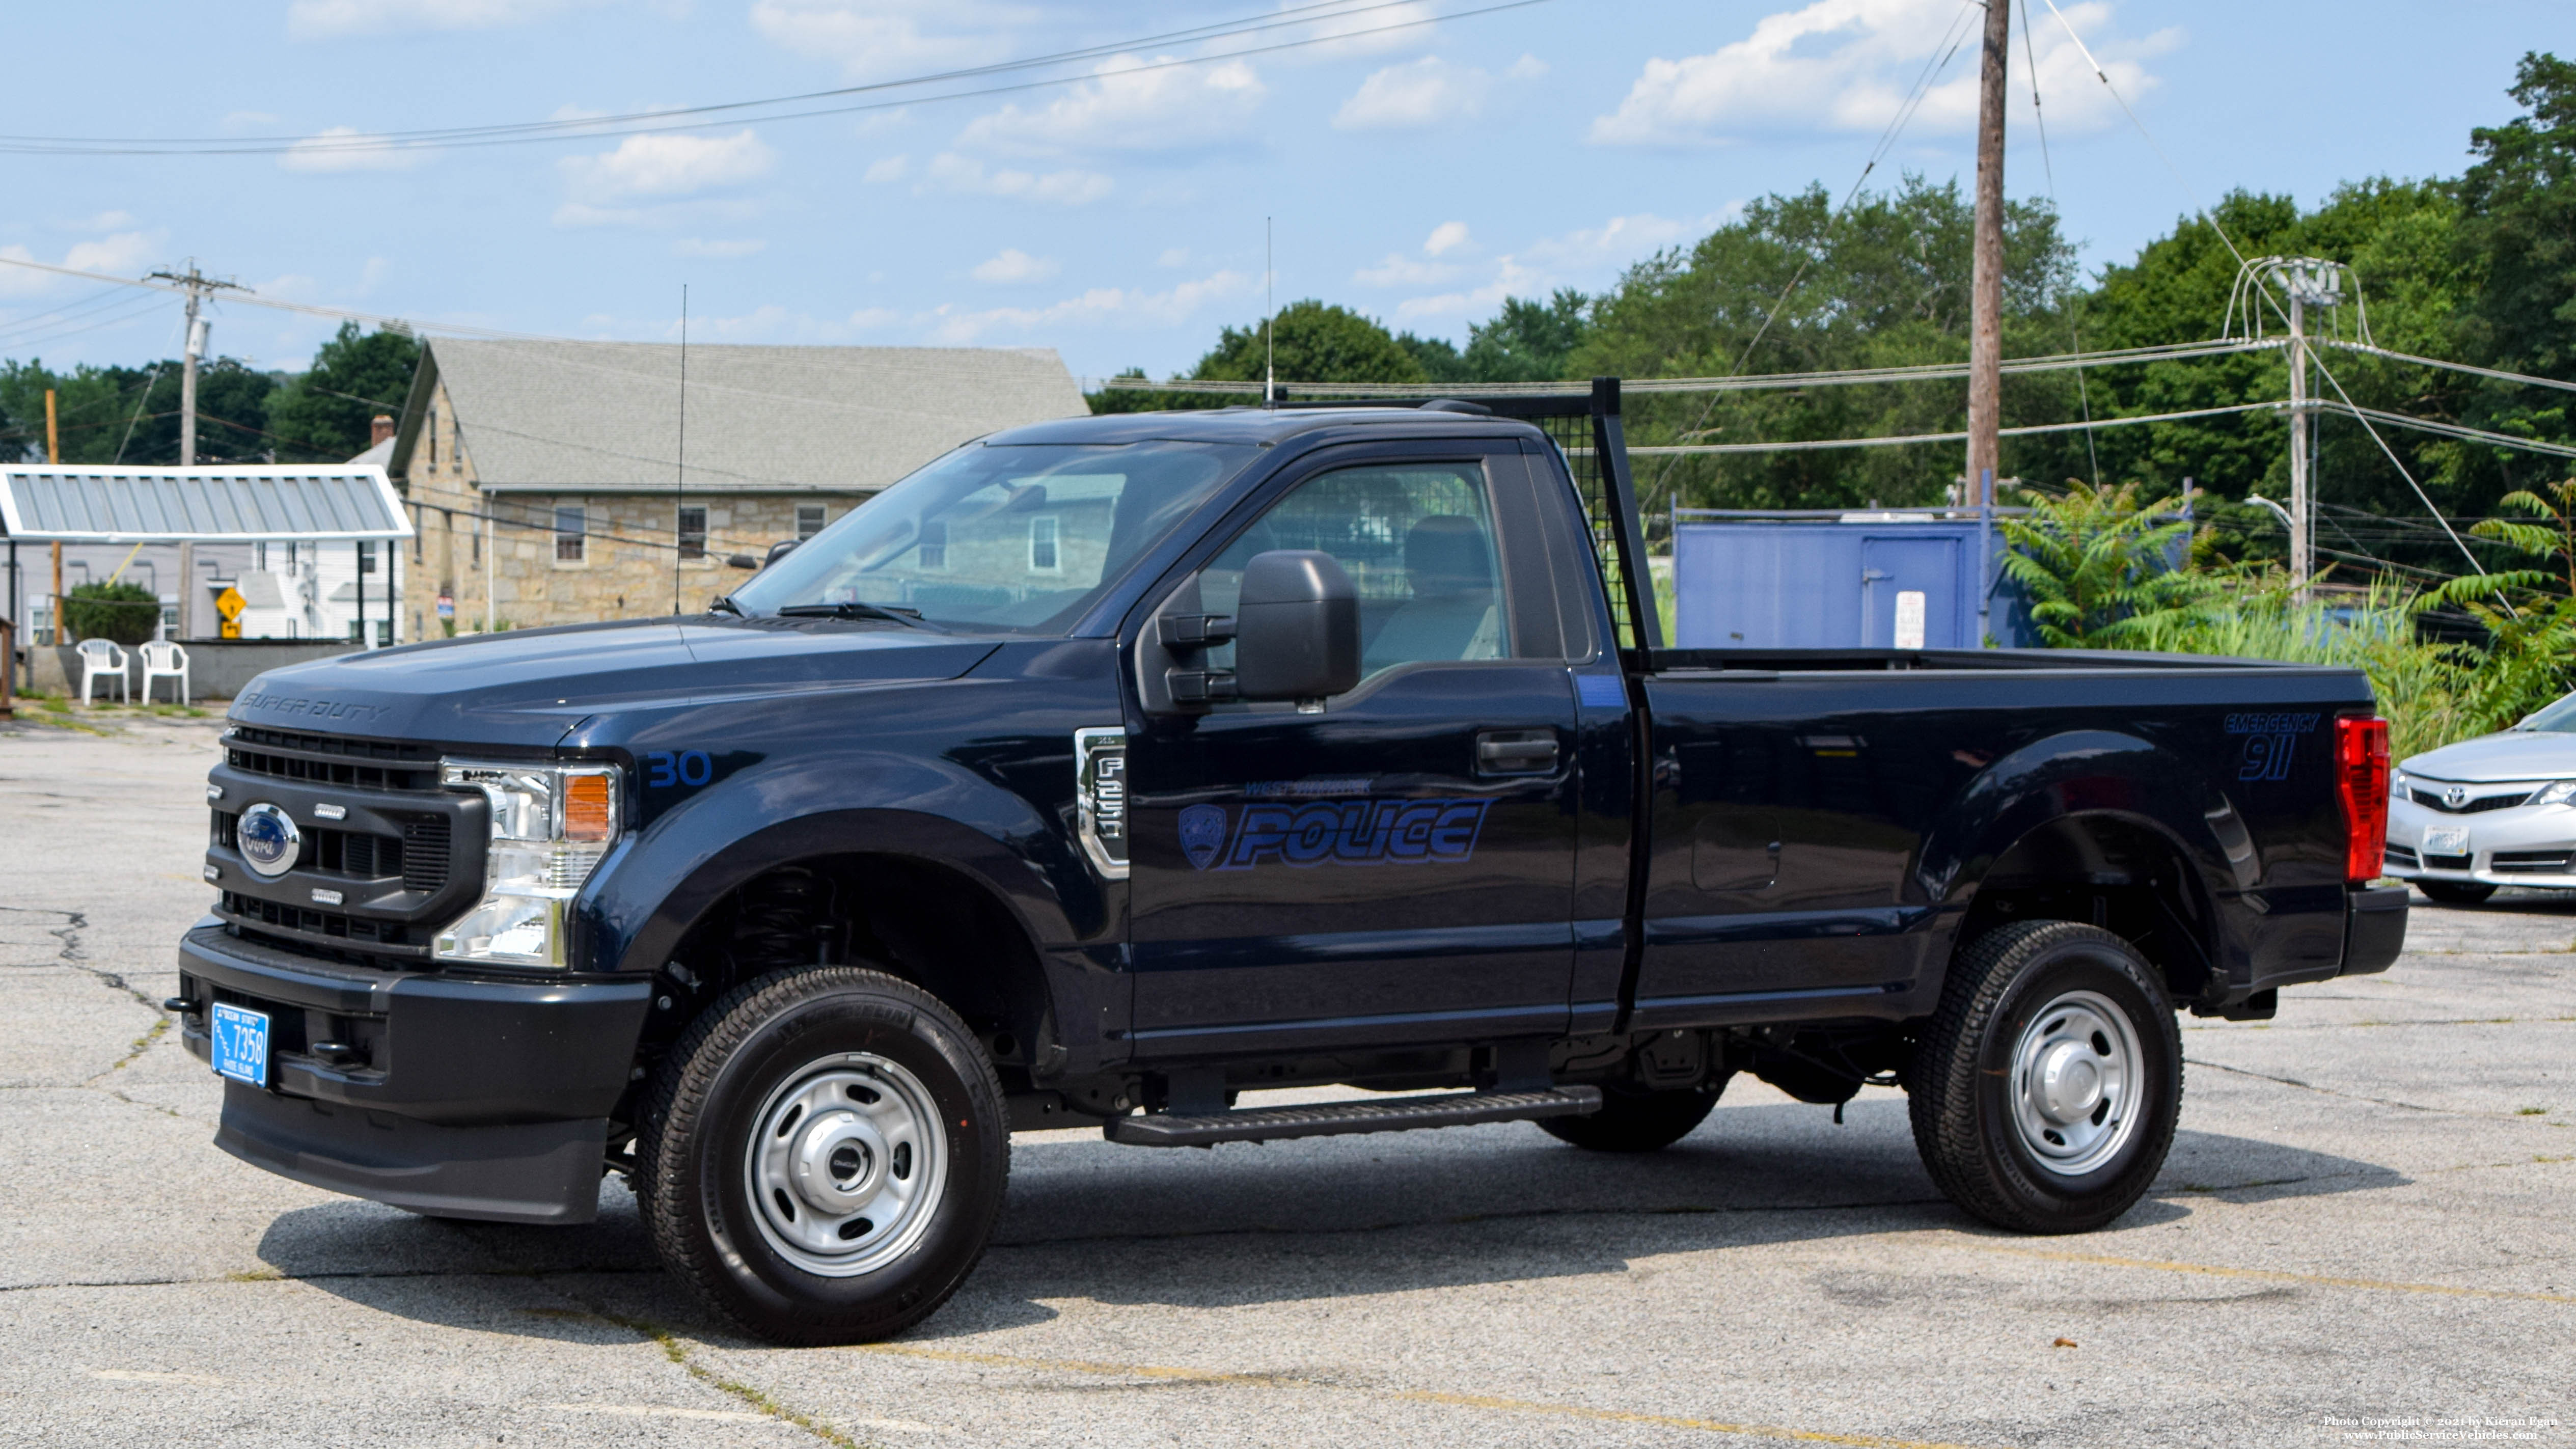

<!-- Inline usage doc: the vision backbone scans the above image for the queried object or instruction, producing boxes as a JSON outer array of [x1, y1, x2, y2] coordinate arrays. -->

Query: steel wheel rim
[[744, 1052, 947, 1278], [2007, 989, 2145, 1178]]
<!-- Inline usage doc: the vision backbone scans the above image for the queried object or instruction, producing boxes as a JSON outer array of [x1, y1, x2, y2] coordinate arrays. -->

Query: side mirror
[[1234, 550, 1360, 701], [763, 539, 801, 567], [724, 553, 759, 570]]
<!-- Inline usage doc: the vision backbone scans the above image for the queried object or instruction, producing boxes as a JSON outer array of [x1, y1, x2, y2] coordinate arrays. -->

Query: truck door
[[1121, 444, 1581, 1060]]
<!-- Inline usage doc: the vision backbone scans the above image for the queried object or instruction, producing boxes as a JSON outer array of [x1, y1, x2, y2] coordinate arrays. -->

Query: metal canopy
[[0, 464, 414, 543]]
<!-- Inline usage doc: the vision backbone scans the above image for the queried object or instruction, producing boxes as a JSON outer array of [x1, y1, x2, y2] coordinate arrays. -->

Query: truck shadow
[[251, 1099, 2407, 1342]]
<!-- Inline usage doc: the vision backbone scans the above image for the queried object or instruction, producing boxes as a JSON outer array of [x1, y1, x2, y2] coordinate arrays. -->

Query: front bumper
[[2384, 795, 2576, 890], [177, 919, 652, 1224]]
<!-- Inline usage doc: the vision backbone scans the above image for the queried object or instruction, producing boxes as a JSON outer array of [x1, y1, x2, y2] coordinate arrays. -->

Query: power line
[[1604, 401, 2286, 455], [0, 0, 1554, 159], [2322, 339, 2576, 397]]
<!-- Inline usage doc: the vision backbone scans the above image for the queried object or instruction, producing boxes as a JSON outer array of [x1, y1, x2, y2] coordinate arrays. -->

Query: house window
[[677, 505, 707, 560], [917, 518, 948, 571], [1028, 516, 1060, 573], [797, 505, 826, 539], [427, 405, 437, 469], [555, 506, 586, 563]]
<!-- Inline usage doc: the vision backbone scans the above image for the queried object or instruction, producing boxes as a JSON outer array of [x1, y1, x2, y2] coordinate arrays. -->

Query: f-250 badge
[[1180, 798, 1494, 871]]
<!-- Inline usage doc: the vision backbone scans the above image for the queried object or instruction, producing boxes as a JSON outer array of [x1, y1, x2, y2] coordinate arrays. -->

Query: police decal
[[1178, 797, 1495, 870]]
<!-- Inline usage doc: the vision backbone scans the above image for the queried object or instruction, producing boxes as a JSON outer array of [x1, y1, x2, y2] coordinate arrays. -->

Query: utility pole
[[1963, 0, 2011, 511], [46, 390, 63, 645], [145, 261, 248, 467], [2264, 259, 2341, 603]]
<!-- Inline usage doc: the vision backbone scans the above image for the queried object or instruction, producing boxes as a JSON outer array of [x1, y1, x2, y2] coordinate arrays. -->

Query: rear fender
[[1915, 729, 2251, 993]]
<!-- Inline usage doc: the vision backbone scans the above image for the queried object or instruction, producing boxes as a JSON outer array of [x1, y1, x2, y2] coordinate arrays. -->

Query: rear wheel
[[1908, 921, 2181, 1234], [1539, 1079, 1724, 1152], [2416, 880, 2497, 906], [636, 965, 1007, 1345]]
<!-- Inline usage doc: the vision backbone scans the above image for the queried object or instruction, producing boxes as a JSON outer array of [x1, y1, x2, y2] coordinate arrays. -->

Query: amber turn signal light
[[563, 772, 615, 841]]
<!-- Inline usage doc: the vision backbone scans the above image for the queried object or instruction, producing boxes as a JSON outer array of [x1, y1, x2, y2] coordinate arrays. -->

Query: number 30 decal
[[644, 750, 714, 788]]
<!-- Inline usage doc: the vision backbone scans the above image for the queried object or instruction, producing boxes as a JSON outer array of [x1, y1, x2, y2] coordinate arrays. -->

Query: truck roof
[[983, 403, 1550, 448]]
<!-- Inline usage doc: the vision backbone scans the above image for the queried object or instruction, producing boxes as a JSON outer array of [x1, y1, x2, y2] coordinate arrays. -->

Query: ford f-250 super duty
[[176, 381, 2407, 1344]]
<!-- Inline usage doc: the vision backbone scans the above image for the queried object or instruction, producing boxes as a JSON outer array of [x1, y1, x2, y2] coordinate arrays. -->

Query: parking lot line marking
[[854, 1344, 2002, 1448], [1972, 1247, 2575, 1305], [542, 1404, 776, 1423]]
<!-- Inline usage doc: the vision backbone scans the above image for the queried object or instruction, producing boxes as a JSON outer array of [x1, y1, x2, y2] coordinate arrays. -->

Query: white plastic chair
[[76, 638, 130, 705], [139, 640, 190, 705]]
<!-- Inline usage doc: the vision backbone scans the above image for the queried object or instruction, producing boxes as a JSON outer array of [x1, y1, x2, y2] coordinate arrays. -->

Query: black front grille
[[2492, 850, 2571, 874], [220, 890, 416, 947], [402, 816, 452, 891], [313, 827, 399, 877], [226, 727, 440, 792], [2383, 844, 2420, 869], [2411, 786, 2533, 814], [2423, 852, 2474, 870]]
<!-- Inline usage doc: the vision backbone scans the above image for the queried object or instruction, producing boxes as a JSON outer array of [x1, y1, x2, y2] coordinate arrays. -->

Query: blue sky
[[0, 0, 2561, 385]]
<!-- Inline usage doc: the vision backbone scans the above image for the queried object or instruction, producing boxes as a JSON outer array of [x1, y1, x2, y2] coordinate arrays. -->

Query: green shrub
[[61, 581, 161, 647]]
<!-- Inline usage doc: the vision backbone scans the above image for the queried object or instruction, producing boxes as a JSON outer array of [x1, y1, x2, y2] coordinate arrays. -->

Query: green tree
[[1460, 289, 1593, 381], [1575, 173, 2081, 513], [266, 321, 422, 460], [2454, 52, 2576, 473], [0, 357, 281, 464], [1994, 481, 2200, 647], [1090, 299, 1425, 413], [61, 580, 161, 646]]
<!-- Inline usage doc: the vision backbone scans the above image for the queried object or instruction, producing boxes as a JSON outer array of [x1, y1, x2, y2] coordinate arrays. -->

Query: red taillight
[[2336, 715, 2391, 883]]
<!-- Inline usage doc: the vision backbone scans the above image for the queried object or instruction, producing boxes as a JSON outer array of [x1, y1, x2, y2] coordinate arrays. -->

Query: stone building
[[387, 338, 1084, 635]]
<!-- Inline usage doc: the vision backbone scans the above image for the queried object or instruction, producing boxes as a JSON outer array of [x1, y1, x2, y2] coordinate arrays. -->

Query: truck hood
[[227, 616, 1001, 749], [2399, 729, 2576, 784]]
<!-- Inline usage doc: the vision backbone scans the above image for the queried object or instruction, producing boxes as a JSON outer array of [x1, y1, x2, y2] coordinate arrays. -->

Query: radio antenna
[[1264, 216, 1275, 408], [673, 283, 688, 615]]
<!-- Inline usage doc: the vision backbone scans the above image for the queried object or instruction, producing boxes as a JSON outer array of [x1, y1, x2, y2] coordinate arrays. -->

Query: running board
[[1103, 1085, 1603, 1148]]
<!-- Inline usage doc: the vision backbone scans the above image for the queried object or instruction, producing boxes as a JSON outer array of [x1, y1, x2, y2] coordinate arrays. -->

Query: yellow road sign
[[215, 586, 245, 639]]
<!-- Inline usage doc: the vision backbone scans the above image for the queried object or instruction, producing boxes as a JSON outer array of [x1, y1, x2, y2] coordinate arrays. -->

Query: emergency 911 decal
[[1180, 798, 1495, 871]]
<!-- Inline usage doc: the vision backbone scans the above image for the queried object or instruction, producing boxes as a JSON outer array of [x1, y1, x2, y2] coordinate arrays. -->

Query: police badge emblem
[[1179, 803, 1228, 871]]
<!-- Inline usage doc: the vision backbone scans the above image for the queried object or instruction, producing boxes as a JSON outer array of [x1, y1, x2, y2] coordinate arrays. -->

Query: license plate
[[2423, 826, 2470, 856], [209, 1003, 271, 1088]]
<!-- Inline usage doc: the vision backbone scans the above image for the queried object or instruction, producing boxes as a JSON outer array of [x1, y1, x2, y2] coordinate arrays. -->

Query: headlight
[[434, 761, 622, 968], [2533, 781, 2576, 807], [2391, 770, 2409, 796]]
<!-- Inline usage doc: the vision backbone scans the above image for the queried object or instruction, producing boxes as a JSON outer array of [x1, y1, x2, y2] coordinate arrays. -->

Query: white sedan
[[2384, 691, 2576, 904]]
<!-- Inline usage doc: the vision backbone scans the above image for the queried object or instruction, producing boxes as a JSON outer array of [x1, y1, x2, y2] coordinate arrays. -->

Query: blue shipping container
[[1670, 514, 2030, 650]]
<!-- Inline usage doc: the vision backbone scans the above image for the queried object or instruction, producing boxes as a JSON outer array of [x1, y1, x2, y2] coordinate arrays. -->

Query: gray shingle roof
[[396, 339, 1085, 494]]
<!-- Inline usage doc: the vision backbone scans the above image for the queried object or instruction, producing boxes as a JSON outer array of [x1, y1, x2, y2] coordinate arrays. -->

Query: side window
[[1202, 461, 1507, 680]]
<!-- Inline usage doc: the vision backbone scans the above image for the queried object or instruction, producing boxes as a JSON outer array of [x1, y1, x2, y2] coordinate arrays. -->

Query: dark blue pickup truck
[[176, 382, 2407, 1344]]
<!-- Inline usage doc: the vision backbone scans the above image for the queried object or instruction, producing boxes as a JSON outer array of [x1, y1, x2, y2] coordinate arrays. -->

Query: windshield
[[729, 440, 1255, 633], [2518, 691, 2576, 732]]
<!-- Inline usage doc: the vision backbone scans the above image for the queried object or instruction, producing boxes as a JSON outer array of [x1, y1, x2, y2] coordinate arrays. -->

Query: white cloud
[[1155, 247, 1191, 268], [1591, 0, 2175, 146], [1333, 56, 1496, 130], [921, 153, 1112, 205], [863, 155, 910, 184], [748, 0, 1033, 80], [1354, 253, 1459, 288], [279, 127, 423, 172], [955, 55, 1265, 157], [1424, 221, 1471, 257], [55, 210, 136, 232], [927, 269, 1250, 343], [1505, 54, 1546, 79], [847, 306, 902, 330], [0, 231, 162, 297], [560, 130, 774, 204], [1387, 211, 1722, 324], [677, 237, 768, 258], [1286, 1, 1442, 59], [287, 0, 612, 38], [971, 248, 1058, 284]]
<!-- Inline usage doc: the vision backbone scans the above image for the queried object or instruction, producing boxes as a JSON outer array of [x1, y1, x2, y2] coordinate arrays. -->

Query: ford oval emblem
[[236, 802, 302, 879]]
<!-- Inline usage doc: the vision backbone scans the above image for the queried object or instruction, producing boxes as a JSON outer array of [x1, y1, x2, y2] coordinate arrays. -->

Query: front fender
[[579, 750, 1095, 981]]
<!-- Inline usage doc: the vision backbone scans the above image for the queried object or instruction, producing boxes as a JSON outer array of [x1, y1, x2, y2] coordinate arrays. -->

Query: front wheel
[[1908, 921, 2181, 1234], [636, 966, 1007, 1345], [2416, 880, 2497, 906]]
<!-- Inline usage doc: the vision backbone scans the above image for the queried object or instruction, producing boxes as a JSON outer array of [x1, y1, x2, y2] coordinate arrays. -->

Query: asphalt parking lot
[[2, 713, 2568, 1448]]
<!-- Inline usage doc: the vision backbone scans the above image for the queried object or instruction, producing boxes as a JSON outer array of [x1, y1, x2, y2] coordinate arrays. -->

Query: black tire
[[1538, 1078, 1724, 1152], [2417, 880, 2497, 906], [635, 965, 1007, 1345], [1907, 921, 2181, 1234]]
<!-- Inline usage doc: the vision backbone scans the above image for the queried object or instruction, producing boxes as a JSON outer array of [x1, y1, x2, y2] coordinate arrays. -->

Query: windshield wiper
[[775, 601, 933, 628]]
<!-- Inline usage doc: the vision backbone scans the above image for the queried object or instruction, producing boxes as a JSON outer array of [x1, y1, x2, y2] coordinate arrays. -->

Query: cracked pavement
[[1, 715, 2570, 1447]]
